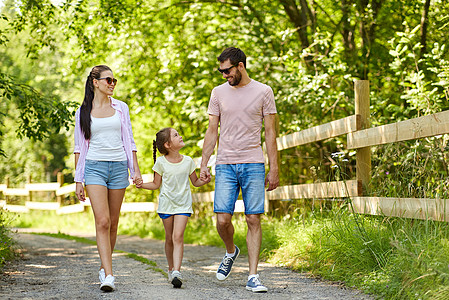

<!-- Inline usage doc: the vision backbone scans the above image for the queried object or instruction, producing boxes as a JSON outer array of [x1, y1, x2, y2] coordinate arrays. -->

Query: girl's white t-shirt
[[86, 110, 127, 161], [153, 155, 196, 214]]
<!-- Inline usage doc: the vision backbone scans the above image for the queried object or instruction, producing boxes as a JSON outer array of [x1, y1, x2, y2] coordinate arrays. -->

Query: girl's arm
[[139, 172, 162, 190], [190, 170, 210, 187]]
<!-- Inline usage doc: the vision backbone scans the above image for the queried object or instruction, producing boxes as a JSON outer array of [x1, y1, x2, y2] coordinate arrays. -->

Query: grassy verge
[[0, 209, 17, 269], [8, 207, 449, 299]]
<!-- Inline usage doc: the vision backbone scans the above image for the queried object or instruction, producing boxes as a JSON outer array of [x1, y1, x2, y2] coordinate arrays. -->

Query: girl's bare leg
[[172, 215, 189, 271], [161, 216, 175, 271]]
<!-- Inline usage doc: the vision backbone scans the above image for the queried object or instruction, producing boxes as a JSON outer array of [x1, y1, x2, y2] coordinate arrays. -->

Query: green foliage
[[0, 209, 16, 269]]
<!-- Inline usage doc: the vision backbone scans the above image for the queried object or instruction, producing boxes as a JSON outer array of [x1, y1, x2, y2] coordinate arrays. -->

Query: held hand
[[201, 175, 211, 185], [75, 182, 86, 202], [200, 166, 211, 182], [133, 174, 143, 188], [265, 169, 279, 191]]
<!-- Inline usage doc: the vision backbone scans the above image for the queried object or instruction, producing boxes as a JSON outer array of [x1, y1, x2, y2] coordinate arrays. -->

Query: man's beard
[[228, 69, 242, 86]]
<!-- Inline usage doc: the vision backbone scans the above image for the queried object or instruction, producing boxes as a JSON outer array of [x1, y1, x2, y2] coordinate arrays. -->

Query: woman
[[74, 65, 141, 292]]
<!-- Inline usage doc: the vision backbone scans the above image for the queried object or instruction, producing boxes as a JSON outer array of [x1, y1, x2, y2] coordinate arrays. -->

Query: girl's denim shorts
[[158, 213, 192, 219], [84, 160, 130, 189]]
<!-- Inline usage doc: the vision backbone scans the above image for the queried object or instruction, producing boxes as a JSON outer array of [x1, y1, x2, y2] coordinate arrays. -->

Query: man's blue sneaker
[[216, 245, 240, 280], [246, 274, 268, 293]]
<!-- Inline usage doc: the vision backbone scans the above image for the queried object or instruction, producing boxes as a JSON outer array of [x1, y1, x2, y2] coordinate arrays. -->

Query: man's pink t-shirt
[[207, 79, 277, 165]]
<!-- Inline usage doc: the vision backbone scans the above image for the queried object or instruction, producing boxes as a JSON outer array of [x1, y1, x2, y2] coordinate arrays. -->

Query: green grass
[[0, 209, 17, 269], [7, 205, 449, 299]]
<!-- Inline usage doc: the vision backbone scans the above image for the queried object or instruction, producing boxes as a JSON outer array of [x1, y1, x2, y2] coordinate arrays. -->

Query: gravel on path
[[0, 231, 375, 300]]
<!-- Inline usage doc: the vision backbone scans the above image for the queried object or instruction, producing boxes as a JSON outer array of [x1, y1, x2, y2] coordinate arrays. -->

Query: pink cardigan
[[74, 97, 138, 183]]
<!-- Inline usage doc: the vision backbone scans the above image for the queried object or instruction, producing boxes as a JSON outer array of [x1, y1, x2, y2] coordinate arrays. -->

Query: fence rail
[[1, 80, 449, 221]]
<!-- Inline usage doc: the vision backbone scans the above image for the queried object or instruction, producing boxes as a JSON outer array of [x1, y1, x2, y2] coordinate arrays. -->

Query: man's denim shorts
[[84, 160, 130, 189], [214, 163, 265, 215]]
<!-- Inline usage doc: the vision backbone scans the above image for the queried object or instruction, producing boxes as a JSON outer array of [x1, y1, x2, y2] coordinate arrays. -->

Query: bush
[[0, 208, 16, 270]]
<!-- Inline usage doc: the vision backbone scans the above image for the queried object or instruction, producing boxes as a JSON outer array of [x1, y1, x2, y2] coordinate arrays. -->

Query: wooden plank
[[3, 205, 30, 213], [192, 191, 214, 203], [0, 184, 7, 192], [351, 197, 449, 221], [4, 188, 29, 196], [266, 180, 360, 200], [25, 183, 61, 191], [276, 115, 360, 151], [192, 155, 216, 169], [0, 200, 5, 207], [121, 202, 156, 212], [25, 201, 60, 210], [56, 183, 76, 196], [348, 110, 449, 149], [57, 204, 86, 215]]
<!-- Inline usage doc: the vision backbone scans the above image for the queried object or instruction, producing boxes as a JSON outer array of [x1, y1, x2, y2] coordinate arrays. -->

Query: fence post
[[5, 176, 9, 203], [27, 175, 32, 202], [57, 172, 64, 205], [354, 80, 371, 195]]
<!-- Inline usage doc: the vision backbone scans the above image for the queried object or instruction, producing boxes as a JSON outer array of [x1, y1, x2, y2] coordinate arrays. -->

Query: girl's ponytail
[[152, 140, 157, 163]]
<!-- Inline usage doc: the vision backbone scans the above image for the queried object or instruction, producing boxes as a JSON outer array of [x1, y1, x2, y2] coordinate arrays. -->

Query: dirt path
[[0, 230, 374, 300]]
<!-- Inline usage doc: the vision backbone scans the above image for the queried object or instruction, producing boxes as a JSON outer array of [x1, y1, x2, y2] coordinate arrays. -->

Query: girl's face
[[168, 129, 185, 150], [94, 70, 116, 96]]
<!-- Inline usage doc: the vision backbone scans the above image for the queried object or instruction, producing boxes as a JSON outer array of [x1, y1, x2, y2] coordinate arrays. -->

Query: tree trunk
[[279, 0, 310, 50], [420, 0, 431, 58]]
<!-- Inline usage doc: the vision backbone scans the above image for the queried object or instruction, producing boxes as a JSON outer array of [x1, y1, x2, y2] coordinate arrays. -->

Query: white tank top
[[86, 110, 127, 161]]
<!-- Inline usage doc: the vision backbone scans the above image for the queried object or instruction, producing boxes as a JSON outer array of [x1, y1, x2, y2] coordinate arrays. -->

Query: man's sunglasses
[[97, 77, 118, 85], [217, 65, 236, 75]]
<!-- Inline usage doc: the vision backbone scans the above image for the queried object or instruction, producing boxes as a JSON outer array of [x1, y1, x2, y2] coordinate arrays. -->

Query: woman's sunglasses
[[97, 77, 118, 85], [217, 65, 236, 75]]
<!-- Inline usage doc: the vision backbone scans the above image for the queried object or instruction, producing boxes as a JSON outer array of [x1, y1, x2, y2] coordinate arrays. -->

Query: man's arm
[[200, 114, 219, 181], [264, 114, 279, 191]]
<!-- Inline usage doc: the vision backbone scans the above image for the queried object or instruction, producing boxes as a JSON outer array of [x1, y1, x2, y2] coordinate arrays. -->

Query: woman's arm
[[74, 153, 86, 202], [139, 172, 162, 190], [132, 150, 142, 186], [190, 171, 210, 187]]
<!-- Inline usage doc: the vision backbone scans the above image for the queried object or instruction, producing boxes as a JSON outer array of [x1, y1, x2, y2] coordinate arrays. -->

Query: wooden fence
[[1, 80, 449, 221]]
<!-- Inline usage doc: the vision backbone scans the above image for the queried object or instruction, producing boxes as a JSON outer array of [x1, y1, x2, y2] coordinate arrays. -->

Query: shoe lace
[[218, 257, 232, 273], [250, 276, 262, 286]]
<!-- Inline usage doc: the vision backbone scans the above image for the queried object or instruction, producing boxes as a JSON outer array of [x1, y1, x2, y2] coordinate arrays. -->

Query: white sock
[[225, 249, 236, 258]]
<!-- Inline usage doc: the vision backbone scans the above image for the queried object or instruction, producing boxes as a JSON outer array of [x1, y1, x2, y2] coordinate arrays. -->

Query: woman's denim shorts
[[84, 160, 130, 189], [214, 163, 265, 215]]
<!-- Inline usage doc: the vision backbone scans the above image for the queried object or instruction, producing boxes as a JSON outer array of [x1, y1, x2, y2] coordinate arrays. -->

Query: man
[[200, 47, 279, 293]]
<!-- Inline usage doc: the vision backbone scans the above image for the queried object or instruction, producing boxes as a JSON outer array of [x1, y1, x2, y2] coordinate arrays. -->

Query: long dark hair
[[153, 127, 172, 162], [80, 65, 112, 140]]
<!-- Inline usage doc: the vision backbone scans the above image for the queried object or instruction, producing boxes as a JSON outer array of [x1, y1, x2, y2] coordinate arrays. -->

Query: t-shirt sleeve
[[152, 158, 163, 176], [262, 86, 277, 116], [188, 157, 197, 175], [207, 88, 220, 116]]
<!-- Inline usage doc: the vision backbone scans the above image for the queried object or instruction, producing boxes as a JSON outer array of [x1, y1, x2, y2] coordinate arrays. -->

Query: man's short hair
[[217, 47, 246, 68]]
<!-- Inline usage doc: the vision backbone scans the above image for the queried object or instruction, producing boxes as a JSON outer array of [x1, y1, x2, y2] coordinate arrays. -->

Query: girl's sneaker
[[171, 270, 182, 288], [100, 275, 115, 292], [246, 274, 268, 293]]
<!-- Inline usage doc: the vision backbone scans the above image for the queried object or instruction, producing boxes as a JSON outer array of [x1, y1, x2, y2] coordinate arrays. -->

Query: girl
[[137, 127, 210, 288], [74, 65, 142, 292]]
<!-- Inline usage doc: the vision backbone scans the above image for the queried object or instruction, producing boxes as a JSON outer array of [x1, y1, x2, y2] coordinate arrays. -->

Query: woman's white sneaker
[[100, 275, 115, 292], [171, 270, 183, 288], [99, 268, 105, 283]]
